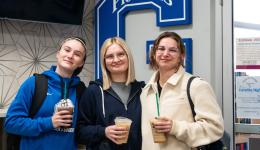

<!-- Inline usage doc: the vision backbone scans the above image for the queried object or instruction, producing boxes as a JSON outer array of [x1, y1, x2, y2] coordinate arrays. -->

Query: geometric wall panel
[[0, 0, 95, 109]]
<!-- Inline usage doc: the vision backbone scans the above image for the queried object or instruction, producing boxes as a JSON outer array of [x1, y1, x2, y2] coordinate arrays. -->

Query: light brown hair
[[149, 32, 185, 70], [59, 37, 87, 75]]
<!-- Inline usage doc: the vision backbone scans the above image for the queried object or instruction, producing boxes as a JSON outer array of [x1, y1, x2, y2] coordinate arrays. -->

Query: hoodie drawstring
[[59, 76, 72, 100], [99, 86, 105, 118]]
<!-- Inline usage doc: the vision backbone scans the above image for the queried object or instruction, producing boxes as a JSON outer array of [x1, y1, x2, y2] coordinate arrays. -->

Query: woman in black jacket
[[77, 37, 144, 150]]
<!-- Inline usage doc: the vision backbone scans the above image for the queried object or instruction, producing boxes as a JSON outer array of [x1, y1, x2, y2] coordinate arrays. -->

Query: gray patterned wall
[[0, 0, 95, 109]]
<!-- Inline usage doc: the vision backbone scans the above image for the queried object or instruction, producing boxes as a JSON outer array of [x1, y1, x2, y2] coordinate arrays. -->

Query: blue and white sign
[[95, 0, 192, 78], [236, 76, 260, 118]]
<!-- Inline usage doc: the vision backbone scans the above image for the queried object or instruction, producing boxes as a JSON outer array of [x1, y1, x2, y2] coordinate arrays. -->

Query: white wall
[[223, 0, 234, 149], [125, 0, 219, 92]]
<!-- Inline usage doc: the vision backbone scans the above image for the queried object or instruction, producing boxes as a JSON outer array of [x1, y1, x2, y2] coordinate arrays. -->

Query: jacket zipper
[[107, 88, 141, 111], [126, 88, 141, 110]]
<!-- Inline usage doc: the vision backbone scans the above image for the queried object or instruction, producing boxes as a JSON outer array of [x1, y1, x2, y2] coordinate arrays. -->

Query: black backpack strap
[[187, 76, 198, 120], [6, 133, 20, 150], [7, 74, 48, 150], [29, 74, 48, 117], [76, 81, 86, 101], [187, 76, 225, 149], [74, 81, 86, 143]]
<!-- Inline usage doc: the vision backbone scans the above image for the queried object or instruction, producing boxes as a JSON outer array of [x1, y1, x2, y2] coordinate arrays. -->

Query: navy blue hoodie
[[77, 79, 145, 150]]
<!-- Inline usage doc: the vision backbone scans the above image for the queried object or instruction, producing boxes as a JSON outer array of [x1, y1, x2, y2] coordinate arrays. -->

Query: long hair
[[100, 37, 135, 90]]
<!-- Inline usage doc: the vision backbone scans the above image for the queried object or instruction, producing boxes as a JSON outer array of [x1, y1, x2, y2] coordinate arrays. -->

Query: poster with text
[[236, 37, 260, 69], [236, 76, 260, 118]]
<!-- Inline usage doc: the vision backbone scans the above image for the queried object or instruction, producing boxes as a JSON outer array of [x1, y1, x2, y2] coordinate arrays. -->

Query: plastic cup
[[150, 118, 167, 143], [114, 117, 132, 144], [57, 106, 74, 128]]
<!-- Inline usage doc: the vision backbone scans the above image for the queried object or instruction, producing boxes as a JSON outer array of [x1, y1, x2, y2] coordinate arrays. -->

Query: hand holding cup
[[52, 109, 73, 128], [150, 117, 172, 143], [152, 117, 173, 133], [114, 117, 132, 144], [105, 124, 129, 144], [53, 99, 74, 128]]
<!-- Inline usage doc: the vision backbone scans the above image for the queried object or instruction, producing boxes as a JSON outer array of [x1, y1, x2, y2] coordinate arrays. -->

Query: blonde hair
[[100, 37, 135, 90]]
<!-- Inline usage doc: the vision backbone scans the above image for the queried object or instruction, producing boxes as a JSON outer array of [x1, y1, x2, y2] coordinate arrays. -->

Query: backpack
[[6, 74, 86, 150], [187, 76, 226, 150]]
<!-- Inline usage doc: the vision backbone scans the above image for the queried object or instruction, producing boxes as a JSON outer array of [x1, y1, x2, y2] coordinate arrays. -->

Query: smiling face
[[100, 37, 135, 90], [56, 39, 85, 76], [155, 37, 184, 72], [105, 43, 129, 76]]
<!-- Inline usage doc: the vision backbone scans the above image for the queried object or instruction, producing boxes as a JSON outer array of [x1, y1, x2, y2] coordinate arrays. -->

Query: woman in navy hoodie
[[77, 37, 144, 150], [5, 37, 87, 150]]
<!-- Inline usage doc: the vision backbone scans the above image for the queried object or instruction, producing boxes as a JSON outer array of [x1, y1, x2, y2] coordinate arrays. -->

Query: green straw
[[64, 82, 67, 99], [155, 93, 160, 117]]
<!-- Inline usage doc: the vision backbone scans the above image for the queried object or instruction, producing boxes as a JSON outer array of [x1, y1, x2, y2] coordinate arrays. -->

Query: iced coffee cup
[[114, 117, 132, 144], [150, 118, 167, 143], [55, 99, 74, 128]]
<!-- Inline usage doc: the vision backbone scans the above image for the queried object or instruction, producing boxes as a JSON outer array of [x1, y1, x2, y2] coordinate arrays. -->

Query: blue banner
[[95, 0, 192, 78]]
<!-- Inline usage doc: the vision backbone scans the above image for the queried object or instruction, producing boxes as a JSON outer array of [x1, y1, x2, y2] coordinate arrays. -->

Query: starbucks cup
[[114, 117, 132, 144], [55, 99, 74, 128], [150, 118, 167, 143]]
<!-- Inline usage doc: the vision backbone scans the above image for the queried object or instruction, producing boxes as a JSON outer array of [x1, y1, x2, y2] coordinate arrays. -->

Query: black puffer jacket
[[77, 79, 145, 150]]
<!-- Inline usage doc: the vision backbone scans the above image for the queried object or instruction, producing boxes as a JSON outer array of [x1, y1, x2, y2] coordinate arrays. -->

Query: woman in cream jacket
[[141, 32, 224, 150]]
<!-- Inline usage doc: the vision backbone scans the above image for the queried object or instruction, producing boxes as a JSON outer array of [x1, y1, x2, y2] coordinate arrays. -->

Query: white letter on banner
[[113, 0, 119, 13], [162, 0, 173, 6], [113, 0, 128, 13]]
